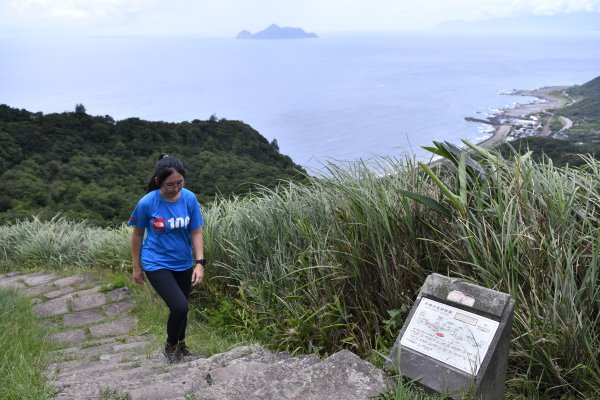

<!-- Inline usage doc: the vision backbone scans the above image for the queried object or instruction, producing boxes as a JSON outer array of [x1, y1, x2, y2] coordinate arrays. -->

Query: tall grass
[[202, 148, 599, 398], [1, 148, 598, 398], [0, 288, 56, 399], [425, 145, 600, 397], [202, 157, 445, 355], [0, 216, 130, 271]]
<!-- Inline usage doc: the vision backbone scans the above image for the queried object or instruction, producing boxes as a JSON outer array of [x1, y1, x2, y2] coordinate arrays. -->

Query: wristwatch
[[195, 258, 206, 266]]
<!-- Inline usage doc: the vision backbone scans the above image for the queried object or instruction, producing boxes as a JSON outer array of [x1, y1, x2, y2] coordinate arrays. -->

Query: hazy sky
[[1, 0, 600, 37]]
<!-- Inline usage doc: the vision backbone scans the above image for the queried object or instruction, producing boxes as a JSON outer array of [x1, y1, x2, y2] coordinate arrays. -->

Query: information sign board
[[400, 298, 499, 374]]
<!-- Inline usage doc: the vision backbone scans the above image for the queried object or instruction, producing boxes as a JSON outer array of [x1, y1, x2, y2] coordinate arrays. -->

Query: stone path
[[0, 271, 387, 399]]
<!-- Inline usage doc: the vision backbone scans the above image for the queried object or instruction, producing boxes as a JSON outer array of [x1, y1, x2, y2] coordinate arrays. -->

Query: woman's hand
[[192, 264, 204, 286], [131, 227, 145, 285], [132, 265, 145, 285]]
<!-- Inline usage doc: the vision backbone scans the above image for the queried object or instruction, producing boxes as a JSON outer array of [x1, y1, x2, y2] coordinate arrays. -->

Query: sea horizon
[[2, 31, 599, 171]]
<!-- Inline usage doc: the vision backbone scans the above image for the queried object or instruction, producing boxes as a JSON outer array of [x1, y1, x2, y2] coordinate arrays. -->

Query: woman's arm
[[131, 227, 145, 285], [191, 227, 204, 286]]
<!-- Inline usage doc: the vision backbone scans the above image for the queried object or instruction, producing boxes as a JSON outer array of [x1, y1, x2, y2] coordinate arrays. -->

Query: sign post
[[387, 274, 515, 399]]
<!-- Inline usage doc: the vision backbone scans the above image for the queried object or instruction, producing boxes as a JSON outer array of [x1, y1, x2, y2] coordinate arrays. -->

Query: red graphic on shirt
[[436, 332, 445, 338], [153, 217, 166, 231], [128, 216, 136, 223]]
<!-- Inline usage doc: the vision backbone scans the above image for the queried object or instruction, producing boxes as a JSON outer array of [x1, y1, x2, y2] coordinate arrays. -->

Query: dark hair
[[146, 154, 186, 193]]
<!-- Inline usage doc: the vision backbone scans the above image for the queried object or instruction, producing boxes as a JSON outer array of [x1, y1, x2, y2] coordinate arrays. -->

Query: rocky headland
[[467, 86, 574, 148]]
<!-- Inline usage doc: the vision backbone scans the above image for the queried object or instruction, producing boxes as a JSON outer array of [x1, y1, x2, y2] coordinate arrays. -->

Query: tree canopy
[[0, 105, 306, 226]]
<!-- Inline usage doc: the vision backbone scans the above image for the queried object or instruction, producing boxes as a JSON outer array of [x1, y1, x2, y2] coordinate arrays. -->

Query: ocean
[[2, 31, 599, 171]]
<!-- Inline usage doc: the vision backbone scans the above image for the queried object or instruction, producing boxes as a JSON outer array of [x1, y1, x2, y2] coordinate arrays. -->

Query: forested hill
[[566, 75, 600, 97], [0, 104, 306, 226], [561, 76, 600, 125]]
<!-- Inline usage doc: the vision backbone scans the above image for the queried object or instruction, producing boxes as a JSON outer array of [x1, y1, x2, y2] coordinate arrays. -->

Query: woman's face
[[159, 171, 185, 199]]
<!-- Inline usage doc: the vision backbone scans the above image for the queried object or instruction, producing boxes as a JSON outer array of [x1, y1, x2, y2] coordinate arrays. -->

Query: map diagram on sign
[[400, 298, 499, 375]]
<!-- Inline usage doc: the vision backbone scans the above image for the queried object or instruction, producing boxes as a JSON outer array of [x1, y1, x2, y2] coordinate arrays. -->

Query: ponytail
[[146, 154, 186, 193]]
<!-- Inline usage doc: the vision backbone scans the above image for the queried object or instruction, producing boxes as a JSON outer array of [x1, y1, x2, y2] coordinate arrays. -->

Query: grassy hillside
[[3, 144, 599, 399], [566, 75, 600, 97], [560, 93, 600, 125], [0, 104, 306, 226], [560, 75, 600, 129]]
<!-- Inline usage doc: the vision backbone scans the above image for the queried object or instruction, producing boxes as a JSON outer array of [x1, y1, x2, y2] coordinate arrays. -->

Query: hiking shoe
[[176, 341, 193, 357], [163, 343, 180, 364]]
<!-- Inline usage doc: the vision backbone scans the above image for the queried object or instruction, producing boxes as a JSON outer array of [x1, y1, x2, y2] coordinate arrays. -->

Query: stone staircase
[[0, 271, 387, 399]]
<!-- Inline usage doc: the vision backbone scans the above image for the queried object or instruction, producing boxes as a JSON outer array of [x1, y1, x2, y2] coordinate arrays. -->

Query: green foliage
[[1, 149, 600, 398], [566, 75, 600, 98], [560, 94, 600, 125], [203, 156, 449, 358], [379, 376, 453, 400], [100, 274, 127, 292], [199, 150, 599, 398], [0, 104, 306, 226], [0, 216, 131, 270], [0, 288, 56, 399], [415, 142, 600, 398], [557, 75, 600, 133], [497, 136, 600, 168]]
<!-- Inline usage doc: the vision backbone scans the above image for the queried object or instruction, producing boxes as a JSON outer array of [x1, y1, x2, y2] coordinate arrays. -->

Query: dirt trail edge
[[1, 271, 386, 400]]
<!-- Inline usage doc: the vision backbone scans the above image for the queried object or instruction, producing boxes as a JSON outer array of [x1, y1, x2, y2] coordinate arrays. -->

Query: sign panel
[[400, 298, 499, 374]]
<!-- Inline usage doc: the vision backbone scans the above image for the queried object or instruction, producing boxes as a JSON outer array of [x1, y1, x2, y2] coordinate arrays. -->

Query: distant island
[[236, 24, 318, 39]]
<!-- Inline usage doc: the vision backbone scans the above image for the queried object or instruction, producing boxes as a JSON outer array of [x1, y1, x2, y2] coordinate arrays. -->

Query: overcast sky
[[1, 0, 600, 37]]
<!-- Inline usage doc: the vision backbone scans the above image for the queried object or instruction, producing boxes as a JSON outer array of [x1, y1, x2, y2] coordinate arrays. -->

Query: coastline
[[473, 85, 572, 149]]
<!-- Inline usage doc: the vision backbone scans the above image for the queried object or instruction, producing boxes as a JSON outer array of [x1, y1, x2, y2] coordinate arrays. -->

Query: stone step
[[50, 334, 153, 363], [249, 349, 386, 400], [6, 271, 387, 400], [125, 351, 300, 400], [49, 342, 163, 379], [198, 353, 321, 400], [50, 345, 269, 399]]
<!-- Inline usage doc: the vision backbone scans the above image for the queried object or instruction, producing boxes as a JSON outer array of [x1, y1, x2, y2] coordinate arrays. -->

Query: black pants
[[145, 268, 193, 346]]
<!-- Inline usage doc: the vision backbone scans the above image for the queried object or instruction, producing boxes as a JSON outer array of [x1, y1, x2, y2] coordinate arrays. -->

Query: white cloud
[[5, 0, 160, 28], [1, 0, 599, 36]]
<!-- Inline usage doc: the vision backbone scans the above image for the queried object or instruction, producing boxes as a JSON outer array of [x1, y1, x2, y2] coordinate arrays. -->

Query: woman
[[128, 154, 205, 363]]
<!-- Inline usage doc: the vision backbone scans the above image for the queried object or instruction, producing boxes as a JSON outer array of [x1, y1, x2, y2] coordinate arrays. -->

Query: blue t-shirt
[[128, 188, 203, 271]]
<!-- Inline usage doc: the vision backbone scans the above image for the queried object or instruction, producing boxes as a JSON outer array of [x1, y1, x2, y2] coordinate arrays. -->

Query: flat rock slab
[[89, 317, 136, 337], [0, 272, 22, 279], [113, 340, 152, 353], [64, 310, 106, 327], [50, 329, 87, 344], [72, 293, 107, 311], [23, 282, 60, 297], [0, 273, 26, 289], [44, 286, 78, 299], [200, 355, 321, 400], [20, 272, 60, 287], [209, 360, 271, 383], [106, 287, 130, 302], [0, 279, 26, 291], [53, 275, 86, 287], [32, 296, 70, 317], [73, 286, 102, 296], [104, 300, 133, 316], [251, 350, 385, 400]]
